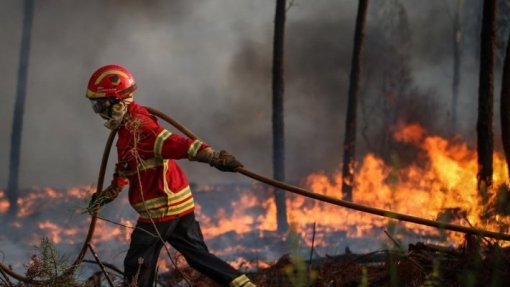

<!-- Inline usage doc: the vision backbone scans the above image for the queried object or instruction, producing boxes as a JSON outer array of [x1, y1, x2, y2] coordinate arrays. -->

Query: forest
[[1, 0, 510, 286]]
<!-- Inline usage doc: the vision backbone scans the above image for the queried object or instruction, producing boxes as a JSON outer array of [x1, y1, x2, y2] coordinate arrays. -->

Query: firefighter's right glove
[[194, 148, 243, 172], [87, 185, 122, 214]]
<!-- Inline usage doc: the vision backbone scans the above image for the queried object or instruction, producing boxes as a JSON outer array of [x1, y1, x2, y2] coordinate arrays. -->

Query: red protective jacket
[[111, 103, 208, 223]]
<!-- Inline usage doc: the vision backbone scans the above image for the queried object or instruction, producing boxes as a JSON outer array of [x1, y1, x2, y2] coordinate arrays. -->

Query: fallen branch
[[384, 230, 402, 249], [87, 243, 115, 287], [0, 267, 14, 287], [308, 222, 317, 271]]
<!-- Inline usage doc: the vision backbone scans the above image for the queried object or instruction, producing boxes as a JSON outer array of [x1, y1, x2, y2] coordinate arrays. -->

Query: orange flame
[[0, 190, 9, 213], [198, 122, 510, 247], [303, 122, 510, 243], [37, 220, 80, 244]]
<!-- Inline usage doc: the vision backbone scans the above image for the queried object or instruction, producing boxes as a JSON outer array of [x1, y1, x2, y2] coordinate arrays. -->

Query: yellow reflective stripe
[[133, 196, 167, 211], [229, 275, 251, 287], [86, 89, 106, 99], [163, 159, 171, 196], [187, 139, 203, 159], [132, 186, 191, 211], [154, 130, 172, 158], [94, 70, 130, 85], [170, 186, 192, 201], [138, 197, 195, 219]]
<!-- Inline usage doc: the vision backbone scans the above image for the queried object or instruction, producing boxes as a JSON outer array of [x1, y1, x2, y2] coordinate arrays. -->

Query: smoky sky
[[0, 0, 500, 190]]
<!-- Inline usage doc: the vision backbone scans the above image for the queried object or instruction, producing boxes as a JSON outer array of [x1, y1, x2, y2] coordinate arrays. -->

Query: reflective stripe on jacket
[[113, 102, 208, 223]]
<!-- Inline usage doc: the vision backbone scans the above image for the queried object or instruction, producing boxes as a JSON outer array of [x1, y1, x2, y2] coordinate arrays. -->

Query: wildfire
[[2, 123, 510, 273], [301, 122, 510, 244], [198, 122, 510, 248]]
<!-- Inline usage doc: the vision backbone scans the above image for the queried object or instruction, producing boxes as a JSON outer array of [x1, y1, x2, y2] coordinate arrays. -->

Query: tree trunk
[[7, 0, 35, 216], [342, 0, 369, 201], [272, 0, 288, 233], [477, 0, 496, 197], [501, 32, 510, 180], [451, 0, 463, 133]]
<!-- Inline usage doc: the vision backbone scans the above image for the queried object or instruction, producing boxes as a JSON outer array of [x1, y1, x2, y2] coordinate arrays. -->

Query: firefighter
[[86, 64, 256, 287]]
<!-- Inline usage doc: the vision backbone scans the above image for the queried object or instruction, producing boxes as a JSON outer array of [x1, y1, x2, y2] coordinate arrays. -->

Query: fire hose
[[146, 107, 510, 242], [2, 106, 510, 284]]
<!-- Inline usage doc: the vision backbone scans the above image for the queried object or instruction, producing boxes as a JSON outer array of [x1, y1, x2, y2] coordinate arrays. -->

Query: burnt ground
[[1, 185, 510, 286], [158, 238, 510, 287], [2, 237, 510, 287]]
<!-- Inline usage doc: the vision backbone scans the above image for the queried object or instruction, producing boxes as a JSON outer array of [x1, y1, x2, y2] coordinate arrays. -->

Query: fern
[[23, 237, 80, 287]]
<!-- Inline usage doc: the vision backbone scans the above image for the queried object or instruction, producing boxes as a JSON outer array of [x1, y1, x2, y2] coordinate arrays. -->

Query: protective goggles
[[90, 98, 117, 114]]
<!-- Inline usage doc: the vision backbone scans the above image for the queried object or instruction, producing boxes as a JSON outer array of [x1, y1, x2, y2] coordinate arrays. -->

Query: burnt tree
[[501, 32, 510, 179], [451, 0, 464, 133], [342, 0, 369, 201], [477, 0, 497, 196], [272, 0, 289, 232], [360, 0, 417, 162], [7, 0, 35, 216]]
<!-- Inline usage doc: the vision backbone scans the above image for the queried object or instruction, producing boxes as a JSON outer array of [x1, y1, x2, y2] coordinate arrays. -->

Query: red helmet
[[86, 64, 137, 100]]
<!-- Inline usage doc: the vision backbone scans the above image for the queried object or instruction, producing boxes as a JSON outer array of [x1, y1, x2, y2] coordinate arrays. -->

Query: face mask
[[91, 99, 128, 130], [104, 101, 128, 129]]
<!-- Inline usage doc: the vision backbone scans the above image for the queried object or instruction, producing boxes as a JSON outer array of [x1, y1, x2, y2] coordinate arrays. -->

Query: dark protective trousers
[[124, 212, 242, 287]]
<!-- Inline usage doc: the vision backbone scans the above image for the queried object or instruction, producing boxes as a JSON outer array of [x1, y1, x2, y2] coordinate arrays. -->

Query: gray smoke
[[0, 0, 501, 190]]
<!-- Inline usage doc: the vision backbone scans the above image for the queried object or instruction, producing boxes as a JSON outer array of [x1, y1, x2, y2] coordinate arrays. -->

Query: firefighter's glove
[[210, 150, 243, 172], [87, 185, 122, 214], [194, 148, 242, 172]]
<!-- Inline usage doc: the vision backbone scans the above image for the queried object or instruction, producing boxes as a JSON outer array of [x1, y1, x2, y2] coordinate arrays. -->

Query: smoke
[[0, 0, 273, 188], [227, 0, 486, 176], [0, 0, 500, 189]]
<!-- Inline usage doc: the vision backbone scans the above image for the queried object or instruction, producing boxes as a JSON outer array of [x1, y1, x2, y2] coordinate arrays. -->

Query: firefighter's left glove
[[210, 150, 243, 172], [87, 185, 122, 214], [194, 148, 243, 172]]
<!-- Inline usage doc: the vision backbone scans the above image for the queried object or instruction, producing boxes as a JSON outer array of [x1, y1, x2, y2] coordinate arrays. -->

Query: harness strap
[[118, 157, 164, 177]]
